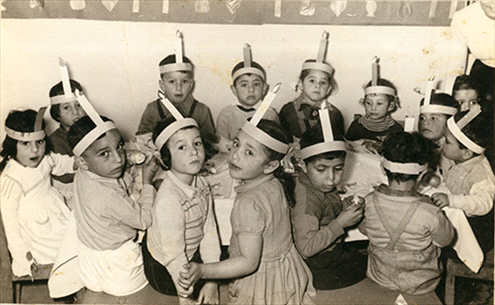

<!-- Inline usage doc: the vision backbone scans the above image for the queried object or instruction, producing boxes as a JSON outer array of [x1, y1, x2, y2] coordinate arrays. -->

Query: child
[[67, 93, 164, 303], [142, 100, 220, 304], [279, 32, 344, 141], [216, 44, 279, 154], [179, 119, 316, 304], [452, 74, 482, 112], [418, 93, 459, 143], [432, 107, 495, 253], [0, 109, 73, 277], [292, 121, 366, 290], [346, 63, 403, 142], [359, 132, 454, 295]]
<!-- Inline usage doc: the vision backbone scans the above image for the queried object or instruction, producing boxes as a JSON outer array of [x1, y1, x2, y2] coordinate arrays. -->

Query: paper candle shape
[[371, 56, 378, 86], [159, 30, 193, 74], [154, 91, 198, 151], [5, 107, 47, 142], [419, 76, 458, 115], [446, 104, 485, 154], [240, 83, 288, 154], [300, 102, 345, 160], [51, 58, 78, 105], [302, 31, 334, 77], [72, 90, 118, 156], [231, 43, 265, 82], [364, 57, 396, 96]]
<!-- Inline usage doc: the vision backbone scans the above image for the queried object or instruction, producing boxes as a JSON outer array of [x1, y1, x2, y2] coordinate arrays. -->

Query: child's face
[[299, 70, 332, 103], [59, 101, 86, 130], [231, 74, 268, 107], [16, 139, 46, 168], [364, 94, 393, 121], [159, 71, 194, 105], [168, 127, 205, 180], [306, 157, 345, 193], [229, 130, 272, 183], [80, 129, 125, 179], [419, 113, 448, 141], [441, 128, 468, 163], [454, 89, 479, 112]]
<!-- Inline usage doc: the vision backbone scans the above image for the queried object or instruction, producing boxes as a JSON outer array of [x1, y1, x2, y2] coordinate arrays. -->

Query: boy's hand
[[179, 262, 202, 291], [431, 193, 449, 209], [336, 200, 364, 228], [197, 282, 219, 304], [141, 154, 159, 185]]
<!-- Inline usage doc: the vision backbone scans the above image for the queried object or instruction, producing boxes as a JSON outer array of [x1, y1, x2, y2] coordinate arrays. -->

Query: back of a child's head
[[420, 93, 459, 112], [382, 132, 439, 182], [362, 78, 400, 112], [67, 115, 113, 151], [49, 79, 83, 121], [231, 61, 266, 85], [159, 55, 194, 78], [300, 123, 346, 164], [452, 111, 491, 151]]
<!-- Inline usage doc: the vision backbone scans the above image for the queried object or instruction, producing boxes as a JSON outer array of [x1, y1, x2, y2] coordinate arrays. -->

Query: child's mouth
[[229, 163, 241, 171]]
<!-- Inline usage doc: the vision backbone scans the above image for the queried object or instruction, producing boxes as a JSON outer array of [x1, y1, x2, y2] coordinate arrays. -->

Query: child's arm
[[429, 207, 455, 248], [48, 153, 76, 176], [199, 193, 221, 264]]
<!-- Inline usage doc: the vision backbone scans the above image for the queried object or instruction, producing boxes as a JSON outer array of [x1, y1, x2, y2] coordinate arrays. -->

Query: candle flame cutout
[[424, 76, 435, 105], [317, 31, 329, 63], [243, 43, 252, 68], [372, 56, 379, 86], [58, 57, 72, 97], [175, 30, 183, 64]]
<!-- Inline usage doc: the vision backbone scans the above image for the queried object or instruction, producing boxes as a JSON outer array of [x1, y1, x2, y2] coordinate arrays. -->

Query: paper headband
[[72, 90, 117, 156], [364, 57, 396, 96], [382, 159, 428, 175], [240, 83, 288, 154], [302, 31, 335, 76], [51, 58, 78, 105], [159, 30, 193, 74], [5, 107, 47, 141], [446, 105, 485, 154], [154, 91, 199, 151], [419, 76, 458, 115], [232, 43, 265, 82], [300, 102, 345, 160]]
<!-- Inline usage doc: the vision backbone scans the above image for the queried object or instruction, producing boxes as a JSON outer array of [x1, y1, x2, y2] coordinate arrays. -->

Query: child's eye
[[117, 143, 124, 150], [100, 151, 109, 157], [194, 141, 203, 147], [320, 81, 328, 86], [232, 140, 239, 148], [36, 139, 45, 145], [240, 83, 247, 88], [178, 145, 186, 150], [334, 166, 343, 171], [182, 79, 190, 84], [246, 150, 253, 156], [168, 80, 175, 84], [19, 141, 29, 146], [254, 82, 262, 87], [316, 168, 325, 172]]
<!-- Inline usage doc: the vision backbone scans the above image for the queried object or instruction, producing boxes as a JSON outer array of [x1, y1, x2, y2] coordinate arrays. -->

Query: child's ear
[[387, 101, 395, 112], [460, 148, 474, 162], [297, 79, 303, 92], [230, 84, 238, 97], [262, 83, 269, 96], [325, 84, 333, 96], [262, 160, 280, 175], [158, 79, 165, 92], [75, 156, 89, 171]]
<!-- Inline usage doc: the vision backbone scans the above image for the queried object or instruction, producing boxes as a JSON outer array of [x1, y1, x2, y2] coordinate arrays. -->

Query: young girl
[[178, 119, 316, 304], [142, 114, 221, 304], [346, 78, 403, 142], [0, 109, 73, 277]]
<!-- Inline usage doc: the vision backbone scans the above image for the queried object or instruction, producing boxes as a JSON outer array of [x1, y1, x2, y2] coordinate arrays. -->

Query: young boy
[[432, 107, 495, 253], [136, 55, 215, 141], [359, 132, 454, 295], [291, 124, 366, 290], [67, 97, 171, 303]]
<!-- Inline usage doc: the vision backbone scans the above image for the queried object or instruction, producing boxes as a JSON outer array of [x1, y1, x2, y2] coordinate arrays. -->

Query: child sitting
[[178, 119, 316, 304], [0, 109, 73, 277], [142, 100, 220, 304], [359, 132, 454, 295], [292, 120, 366, 290], [418, 93, 459, 143], [432, 106, 495, 253], [279, 32, 344, 141], [67, 93, 164, 303]]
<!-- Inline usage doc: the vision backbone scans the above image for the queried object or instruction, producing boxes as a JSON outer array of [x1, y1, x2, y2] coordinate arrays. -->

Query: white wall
[[1, 19, 455, 140]]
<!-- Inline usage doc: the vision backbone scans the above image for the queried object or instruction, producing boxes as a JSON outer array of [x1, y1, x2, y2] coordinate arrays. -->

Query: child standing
[[359, 132, 454, 295], [142, 99, 220, 304], [0, 109, 73, 277], [279, 32, 344, 141], [292, 117, 366, 290], [179, 119, 316, 304]]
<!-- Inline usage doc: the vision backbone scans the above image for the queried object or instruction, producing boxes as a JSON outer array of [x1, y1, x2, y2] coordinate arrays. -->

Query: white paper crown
[[241, 83, 288, 154], [419, 76, 458, 115], [302, 31, 334, 76], [159, 30, 193, 74], [364, 56, 396, 96], [72, 90, 117, 156], [382, 159, 428, 175], [5, 107, 47, 141], [154, 91, 199, 151], [50, 58, 78, 105], [446, 104, 485, 154], [232, 43, 265, 82]]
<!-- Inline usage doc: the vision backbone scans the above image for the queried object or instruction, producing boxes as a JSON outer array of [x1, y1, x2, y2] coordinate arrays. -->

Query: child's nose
[[190, 146, 198, 156], [326, 171, 334, 182], [113, 151, 123, 163], [230, 148, 239, 161], [175, 82, 182, 91], [31, 143, 39, 152]]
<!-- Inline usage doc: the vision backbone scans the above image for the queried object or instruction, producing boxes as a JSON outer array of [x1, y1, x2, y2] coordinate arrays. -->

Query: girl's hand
[[179, 262, 202, 291], [431, 193, 449, 209], [197, 282, 218, 304], [142, 154, 159, 185], [336, 202, 364, 228]]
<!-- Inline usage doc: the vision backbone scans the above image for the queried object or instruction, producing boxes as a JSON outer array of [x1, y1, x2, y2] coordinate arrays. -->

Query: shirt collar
[[376, 183, 418, 197], [234, 174, 274, 194], [167, 170, 203, 199]]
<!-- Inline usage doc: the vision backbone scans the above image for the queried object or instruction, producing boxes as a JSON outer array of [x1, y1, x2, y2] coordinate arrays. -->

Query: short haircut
[[300, 123, 346, 164], [159, 55, 194, 79], [382, 132, 439, 182], [453, 111, 491, 152], [49, 79, 83, 122], [420, 93, 459, 110], [453, 74, 481, 97], [67, 115, 114, 151], [231, 61, 266, 85], [362, 78, 400, 113]]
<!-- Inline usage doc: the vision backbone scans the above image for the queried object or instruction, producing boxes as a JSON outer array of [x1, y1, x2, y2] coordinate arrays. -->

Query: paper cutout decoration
[[162, 0, 169, 14], [132, 0, 139, 13], [226, 0, 242, 15], [232, 43, 265, 82], [330, 0, 347, 17], [102, 0, 118, 12], [366, 1, 377, 17], [364, 57, 396, 96], [300, 0, 315, 16], [195, 0, 210, 13], [302, 31, 334, 76], [419, 76, 458, 115], [274, 0, 281, 17], [159, 30, 193, 74], [70, 0, 85, 10], [5, 107, 47, 142], [51, 58, 78, 105]]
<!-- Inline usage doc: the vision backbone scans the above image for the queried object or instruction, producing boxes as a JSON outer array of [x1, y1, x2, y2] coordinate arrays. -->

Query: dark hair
[[67, 115, 114, 151], [453, 75, 481, 97], [420, 93, 460, 118], [152, 116, 217, 170], [300, 123, 346, 164], [361, 78, 401, 113], [254, 119, 296, 208], [298, 59, 338, 96], [0, 109, 50, 171], [382, 132, 439, 182], [231, 61, 266, 85], [452, 111, 491, 153], [49, 79, 83, 122], [159, 55, 194, 78]]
